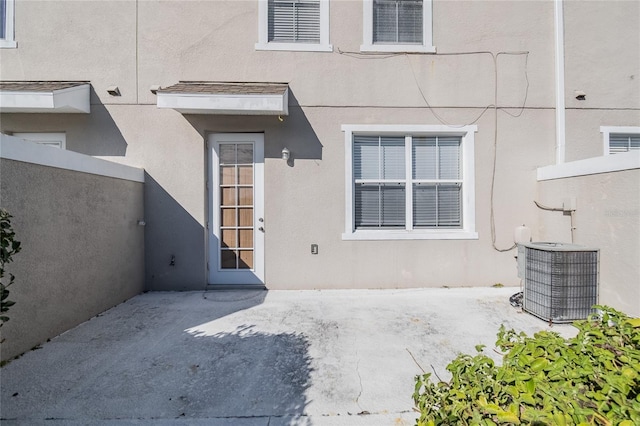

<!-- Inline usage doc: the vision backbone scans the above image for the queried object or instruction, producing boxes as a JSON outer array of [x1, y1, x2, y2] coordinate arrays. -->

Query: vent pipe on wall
[[554, 0, 566, 165]]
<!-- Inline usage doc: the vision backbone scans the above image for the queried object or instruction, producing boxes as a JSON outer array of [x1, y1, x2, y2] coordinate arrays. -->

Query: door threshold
[[206, 284, 267, 291]]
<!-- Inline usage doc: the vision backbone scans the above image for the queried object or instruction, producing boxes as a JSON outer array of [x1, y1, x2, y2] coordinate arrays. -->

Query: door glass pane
[[238, 166, 253, 184], [218, 142, 254, 271], [237, 144, 254, 163], [238, 208, 253, 227], [219, 144, 236, 163], [220, 166, 236, 185], [238, 187, 253, 206], [221, 229, 236, 248], [221, 250, 237, 269], [238, 229, 253, 248], [221, 187, 236, 206], [238, 250, 254, 269], [221, 208, 236, 227]]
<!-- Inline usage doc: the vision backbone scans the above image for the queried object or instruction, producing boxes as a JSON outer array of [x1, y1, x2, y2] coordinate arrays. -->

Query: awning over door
[[0, 81, 91, 113], [156, 82, 289, 115]]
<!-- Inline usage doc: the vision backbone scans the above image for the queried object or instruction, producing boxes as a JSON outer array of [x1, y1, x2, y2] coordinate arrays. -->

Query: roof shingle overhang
[[0, 81, 91, 113], [156, 82, 289, 115]]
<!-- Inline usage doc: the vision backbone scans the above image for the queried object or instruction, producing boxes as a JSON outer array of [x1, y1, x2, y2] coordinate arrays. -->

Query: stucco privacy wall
[[537, 168, 640, 317], [0, 137, 144, 361]]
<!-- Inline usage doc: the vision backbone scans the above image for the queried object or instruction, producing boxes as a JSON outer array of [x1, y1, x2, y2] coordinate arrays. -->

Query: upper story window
[[256, 0, 332, 52], [342, 125, 477, 240], [0, 0, 16, 48], [361, 0, 434, 53], [601, 126, 640, 155]]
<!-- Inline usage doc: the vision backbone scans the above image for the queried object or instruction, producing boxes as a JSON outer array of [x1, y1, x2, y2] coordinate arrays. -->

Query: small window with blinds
[[373, 0, 423, 44], [256, 0, 332, 51], [268, 0, 320, 43], [601, 127, 640, 156], [343, 125, 477, 240], [361, 0, 434, 53], [608, 134, 640, 154]]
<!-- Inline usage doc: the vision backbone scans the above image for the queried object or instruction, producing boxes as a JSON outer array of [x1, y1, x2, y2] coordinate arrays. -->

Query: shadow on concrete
[[144, 173, 207, 291], [182, 322, 313, 424], [0, 291, 288, 423]]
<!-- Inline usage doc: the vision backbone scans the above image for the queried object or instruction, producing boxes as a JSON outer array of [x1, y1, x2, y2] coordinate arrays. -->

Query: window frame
[[0, 0, 16, 48], [601, 126, 640, 156], [361, 0, 434, 53], [342, 124, 477, 240], [255, 0, 332, 52]]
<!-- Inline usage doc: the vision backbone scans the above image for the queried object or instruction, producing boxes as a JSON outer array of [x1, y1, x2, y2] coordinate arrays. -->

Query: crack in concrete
[[355, 354, 365, 412]]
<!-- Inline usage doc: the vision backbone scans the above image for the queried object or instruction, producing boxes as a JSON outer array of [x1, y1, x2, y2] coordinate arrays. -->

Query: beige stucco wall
[[0, 158, 144, 361], [563, 0, 640, 161], [537, 170, 640, 317], [1, 1, 638, 296]]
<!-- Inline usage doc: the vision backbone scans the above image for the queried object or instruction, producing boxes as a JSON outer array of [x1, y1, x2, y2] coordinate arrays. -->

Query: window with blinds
[[609, 134, 640, 154], [268, 0, 321, 43], [353, 135, 462, 229], [373, 0, 423, 44]]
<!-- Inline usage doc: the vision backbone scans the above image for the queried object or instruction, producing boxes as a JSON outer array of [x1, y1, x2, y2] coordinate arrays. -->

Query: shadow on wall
[[182, 91, 323, 163], [145, 173, 206, 291], [0, 88, 128, 156]]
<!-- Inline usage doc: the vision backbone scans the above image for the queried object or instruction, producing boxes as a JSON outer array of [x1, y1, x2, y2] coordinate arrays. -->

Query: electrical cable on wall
[[338, 48, 531, 252]]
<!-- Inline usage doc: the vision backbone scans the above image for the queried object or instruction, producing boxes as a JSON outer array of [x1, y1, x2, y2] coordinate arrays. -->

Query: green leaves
[[413, 306, 640, 425], [0, 209, 21, 327]]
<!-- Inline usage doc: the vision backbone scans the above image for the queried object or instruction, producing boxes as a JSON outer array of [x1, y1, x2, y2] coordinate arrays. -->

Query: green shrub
[[413, 306, 640, 425], [1, 208, 21, 327]]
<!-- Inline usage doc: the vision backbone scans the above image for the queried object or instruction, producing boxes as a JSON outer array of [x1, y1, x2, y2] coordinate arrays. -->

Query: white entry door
[[208, 133, 265, 285]]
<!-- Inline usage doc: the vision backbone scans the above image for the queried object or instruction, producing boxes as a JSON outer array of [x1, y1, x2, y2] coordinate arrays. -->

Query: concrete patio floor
[[0, 287, 576, 425]]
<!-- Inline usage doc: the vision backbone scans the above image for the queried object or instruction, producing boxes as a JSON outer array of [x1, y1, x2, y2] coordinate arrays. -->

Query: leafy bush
[[1, 208, 22, 327], [413, 306, 640, 425]]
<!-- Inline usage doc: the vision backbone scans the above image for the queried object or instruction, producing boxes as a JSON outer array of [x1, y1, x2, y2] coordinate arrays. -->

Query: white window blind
[[373, 0, 423, 44], [353, 135, 462, 230], [412, 137, 461, 228], [609, 134, 640, 154], [354, 136, 406, 228], [268, 0, 320, 43]]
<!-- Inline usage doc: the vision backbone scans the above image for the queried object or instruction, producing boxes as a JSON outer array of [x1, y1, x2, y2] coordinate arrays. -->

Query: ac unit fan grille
[[523, 246, 598, 323]]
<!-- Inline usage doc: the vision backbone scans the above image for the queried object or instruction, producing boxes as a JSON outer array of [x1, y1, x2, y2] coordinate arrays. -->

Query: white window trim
[[600, 126, 640, 156], [13, 132, 66, 149], [342, 124, 477, 240], [360, 0, 435, 53], [0, 0, 16, 48], [255, 0, 332, 52]]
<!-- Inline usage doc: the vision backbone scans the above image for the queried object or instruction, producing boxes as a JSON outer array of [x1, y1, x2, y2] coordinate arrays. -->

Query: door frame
[[207, 133, 265, 286]]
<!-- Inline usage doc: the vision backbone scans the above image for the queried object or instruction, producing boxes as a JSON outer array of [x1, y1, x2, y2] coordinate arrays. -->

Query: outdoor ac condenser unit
[[519, 242, 599, 323]]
